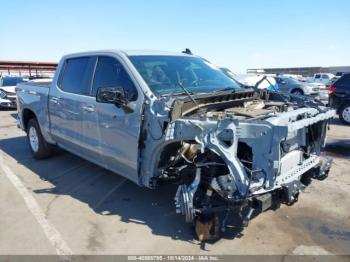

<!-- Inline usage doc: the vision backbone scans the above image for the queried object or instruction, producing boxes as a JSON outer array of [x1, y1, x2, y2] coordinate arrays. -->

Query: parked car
[[0, 76, 25, 109], [275, 76, 320, 96], [17, 50, 335, 240], [313, 73, 335, 84], [300, 78, 329, 104], [277, 73, 303, 80], [300, 77, 326, 89], [329, 73, 350, 125]]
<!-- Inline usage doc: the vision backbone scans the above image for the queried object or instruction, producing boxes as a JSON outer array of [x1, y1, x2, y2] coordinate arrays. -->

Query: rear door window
[[59, 57, 95, 95], [314, 74, 321, 79]]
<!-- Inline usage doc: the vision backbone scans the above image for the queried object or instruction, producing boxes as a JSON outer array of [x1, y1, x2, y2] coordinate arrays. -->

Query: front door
[[85, 55, 143, 183]]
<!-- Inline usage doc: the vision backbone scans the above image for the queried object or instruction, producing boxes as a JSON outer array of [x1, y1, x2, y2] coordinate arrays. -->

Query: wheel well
[[22, 109, 37, 131], [291, 88, 304, 94], [340, 100, 350, 109]]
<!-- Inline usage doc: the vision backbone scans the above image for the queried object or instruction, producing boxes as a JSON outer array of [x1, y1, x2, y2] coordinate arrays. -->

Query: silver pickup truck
[[17, 50, 335, 240]]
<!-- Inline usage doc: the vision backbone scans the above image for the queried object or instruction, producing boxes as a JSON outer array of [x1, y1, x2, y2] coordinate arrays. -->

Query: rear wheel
[[339, 104, 350, 125], [27, 118, 52, 159]]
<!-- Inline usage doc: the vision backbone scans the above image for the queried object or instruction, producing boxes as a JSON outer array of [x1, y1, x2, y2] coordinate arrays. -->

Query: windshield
[[129, 55, 241, 96]]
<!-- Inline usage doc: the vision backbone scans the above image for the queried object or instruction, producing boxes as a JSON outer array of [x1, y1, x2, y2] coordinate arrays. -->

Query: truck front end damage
[[139, 89, 335, 240]]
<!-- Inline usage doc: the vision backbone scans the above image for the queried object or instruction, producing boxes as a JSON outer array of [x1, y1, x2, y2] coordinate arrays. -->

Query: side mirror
[[96, 86, 127, 107], [96, 86, 136, 113]]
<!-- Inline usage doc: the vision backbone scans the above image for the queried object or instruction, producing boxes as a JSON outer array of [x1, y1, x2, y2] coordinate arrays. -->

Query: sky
[[0, 0, 349, 73]]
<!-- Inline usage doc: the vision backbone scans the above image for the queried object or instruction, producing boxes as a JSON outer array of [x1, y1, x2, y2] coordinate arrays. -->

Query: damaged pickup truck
[[16, 50, 335, 240]]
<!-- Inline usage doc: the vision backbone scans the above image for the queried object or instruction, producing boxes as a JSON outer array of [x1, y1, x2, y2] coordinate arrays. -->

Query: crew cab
[[17, 50, 335, 240]]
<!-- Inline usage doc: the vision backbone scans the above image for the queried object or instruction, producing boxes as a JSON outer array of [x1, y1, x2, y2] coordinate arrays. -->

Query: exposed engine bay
[[139, 88, 335, 241]]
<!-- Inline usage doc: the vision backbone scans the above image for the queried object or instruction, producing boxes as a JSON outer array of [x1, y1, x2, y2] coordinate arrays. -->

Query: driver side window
[[92, 56, 138, 101]]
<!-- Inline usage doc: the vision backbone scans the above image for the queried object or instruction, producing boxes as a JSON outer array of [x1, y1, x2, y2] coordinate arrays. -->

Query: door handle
[[82, 105, 95, 112], [50, 97, 60, 104]]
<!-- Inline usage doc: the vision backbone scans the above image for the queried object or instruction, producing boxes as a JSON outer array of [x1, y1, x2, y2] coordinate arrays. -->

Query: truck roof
[[63, 49, 193, 59]]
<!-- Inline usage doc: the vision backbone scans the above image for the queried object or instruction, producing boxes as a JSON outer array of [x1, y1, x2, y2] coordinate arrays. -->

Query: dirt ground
[[0, 109, 349, 255]]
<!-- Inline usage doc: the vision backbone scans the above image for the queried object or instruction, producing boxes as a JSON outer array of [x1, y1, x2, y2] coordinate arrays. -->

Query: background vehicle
[[277, 73, 303, 80], [327, 76, 339, 87], [300, 78, 329, 103], [329, 73, 350, 125], [275, 76, 319, 96], [234, 74, 278, 90], [0, 76, 25, 109], [300, 77, 326, 89], [336, 72, 347, 77], [313, 73, 335, 84], [16, 50, 335, 240]]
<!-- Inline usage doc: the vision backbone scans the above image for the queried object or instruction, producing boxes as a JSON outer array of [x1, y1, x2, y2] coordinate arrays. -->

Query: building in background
[[247, 66, 350, 77], [0, 61, 57, 78]]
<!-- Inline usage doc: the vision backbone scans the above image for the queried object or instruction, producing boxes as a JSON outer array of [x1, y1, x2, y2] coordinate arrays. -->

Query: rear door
[[49, 56, 97, 155]]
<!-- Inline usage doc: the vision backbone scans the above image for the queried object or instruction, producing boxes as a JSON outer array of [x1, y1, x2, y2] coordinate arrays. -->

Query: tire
[[27, 118, 52, 159], [291, 89, 304, 95], [339, 103, 350, 125]]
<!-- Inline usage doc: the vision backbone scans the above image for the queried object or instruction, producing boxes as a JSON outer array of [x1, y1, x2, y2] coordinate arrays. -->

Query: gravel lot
[[0, 109, 349, 255]]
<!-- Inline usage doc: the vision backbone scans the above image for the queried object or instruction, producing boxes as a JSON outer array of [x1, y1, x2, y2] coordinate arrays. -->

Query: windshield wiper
[[172, 90, 194, 96], [173, 80, 199, 106], [213, 87, 237, 93]]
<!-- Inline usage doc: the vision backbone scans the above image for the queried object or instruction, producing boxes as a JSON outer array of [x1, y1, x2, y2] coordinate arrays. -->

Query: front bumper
[[238, 108, 335, 195], [248, 155, 332, 222], [303, 87, 319, 96]]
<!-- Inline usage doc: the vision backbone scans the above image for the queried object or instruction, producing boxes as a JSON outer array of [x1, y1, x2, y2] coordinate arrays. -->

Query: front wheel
[[27, 118, 52, 159], [339, 104, 350, 125]]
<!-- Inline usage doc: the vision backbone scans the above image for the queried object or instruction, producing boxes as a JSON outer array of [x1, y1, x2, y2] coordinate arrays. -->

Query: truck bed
[[16, 81, 52, 140], [27, 81, 52, 87]]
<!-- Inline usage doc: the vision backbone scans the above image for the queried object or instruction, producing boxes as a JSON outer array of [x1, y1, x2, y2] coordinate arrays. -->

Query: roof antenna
[[182, 48, 193, 55]]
